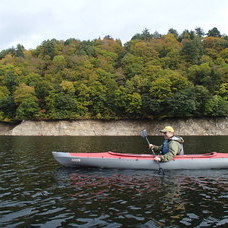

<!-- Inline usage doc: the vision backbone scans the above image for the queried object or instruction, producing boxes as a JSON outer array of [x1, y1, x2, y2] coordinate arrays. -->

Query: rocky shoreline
[[0, 118, 227, 136]]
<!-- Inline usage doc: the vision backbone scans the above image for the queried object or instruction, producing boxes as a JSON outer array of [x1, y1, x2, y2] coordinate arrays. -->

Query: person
[[149, 126, 184, 162]]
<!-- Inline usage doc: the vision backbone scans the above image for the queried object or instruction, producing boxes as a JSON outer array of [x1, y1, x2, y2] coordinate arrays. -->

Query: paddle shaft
[[140, 129, 164, 175], [145, 136, 156, 156], [145, 137, 165, 174], [144, 136, 164, 172]]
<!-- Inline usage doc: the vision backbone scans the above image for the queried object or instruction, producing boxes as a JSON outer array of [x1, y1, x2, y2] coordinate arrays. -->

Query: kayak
[[52, 151, 228, 170]]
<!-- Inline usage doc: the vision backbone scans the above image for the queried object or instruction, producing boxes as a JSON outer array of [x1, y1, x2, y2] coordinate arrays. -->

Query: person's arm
[[160, 141, 179, 162], [149, 144, 162, 153]]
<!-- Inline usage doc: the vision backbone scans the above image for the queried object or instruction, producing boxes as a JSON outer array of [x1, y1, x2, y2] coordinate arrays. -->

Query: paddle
[[140, 129, 165, 175]]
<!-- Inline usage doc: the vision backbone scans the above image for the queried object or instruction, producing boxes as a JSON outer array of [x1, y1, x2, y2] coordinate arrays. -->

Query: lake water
[[0, 136, 228, 227]]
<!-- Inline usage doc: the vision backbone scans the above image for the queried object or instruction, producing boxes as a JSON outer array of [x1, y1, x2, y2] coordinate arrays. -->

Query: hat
[[160, 126, 174, 133]]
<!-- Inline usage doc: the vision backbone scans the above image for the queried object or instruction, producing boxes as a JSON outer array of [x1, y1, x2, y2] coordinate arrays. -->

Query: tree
[[1, 65, 21, 92], [131, 28, 153, 41], [52, 55, 67, 71], [34, 39, 62, 60], [207, 27, 221, 37], [45, 90, 88, 119], [15, 44, 25, 57], [76, 40, 96, 57], [178, 30, 191, 42], [187, 63, 222, 92], [85, 81, 110, 118], [125, 92, 142, 116], [0, 27, 228, 121], [152, 31, 161, 39], [125, 40, 159, 60], [150, 76, 173, 102], [0, 48, 15, 59], [166, 87, 197, 117], [217, 83, 228, 100], [141, 94, 161, 118], [181, 37, 204, 64], [16, 96, 40, 120], [192, 85, 212, 115], [13, 84, 36, 104], [149, 70, 191, 102], [168, 28, 178, 38], [125, 75, 149, 93], [205, 95, 228, 116], [0, 44, 25, 59], [203, 37, 228, 53], [195, 27, 205, 37], [0, 86, 14, 121], [157, 34, 181, 57], [121, 53, 144, 78]]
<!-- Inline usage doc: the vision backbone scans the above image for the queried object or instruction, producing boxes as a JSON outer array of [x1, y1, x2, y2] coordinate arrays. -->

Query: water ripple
[[1, 136, 228, 227]]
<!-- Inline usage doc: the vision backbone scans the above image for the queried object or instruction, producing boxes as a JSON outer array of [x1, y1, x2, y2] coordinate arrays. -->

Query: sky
[[0, 0, 228, 51]]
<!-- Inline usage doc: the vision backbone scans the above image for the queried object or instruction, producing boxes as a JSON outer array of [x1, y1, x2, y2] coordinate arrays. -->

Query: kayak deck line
[[68, 151, 226, 160]]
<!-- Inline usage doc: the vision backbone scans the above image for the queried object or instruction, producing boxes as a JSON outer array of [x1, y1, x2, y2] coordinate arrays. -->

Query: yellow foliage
[[60, 80, 75, 93], [13, 83, 35, 104]]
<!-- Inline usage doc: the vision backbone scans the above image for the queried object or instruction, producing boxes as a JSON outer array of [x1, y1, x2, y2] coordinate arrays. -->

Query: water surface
[[0, 136, 228, 227]]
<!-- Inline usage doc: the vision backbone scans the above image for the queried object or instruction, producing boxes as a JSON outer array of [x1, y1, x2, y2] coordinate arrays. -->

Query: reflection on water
[[53, 168, 228, 227], [0, 136, 228, 227]]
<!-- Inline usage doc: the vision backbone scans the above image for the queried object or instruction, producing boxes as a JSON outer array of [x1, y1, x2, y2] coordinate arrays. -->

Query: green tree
[[0, 86, 15, 121], [195, 27, 205, 37], [34, 39, 63, 60], [187, 63, 221, 92], [125, 92, 142, 116], [16, 96, 40, 120], [13, 84, 36, 104], [168, 28, 178, 38], [217, 83, 228, 100], [121, 53, 144, 78], [149, 70, 191, 102], [141, 94, 161, 118], [45, 90, 87, 119], [1, 64, 21, 92], [181, 37, 204, 64], [52, 55, 67, 71], [76, 40, 96, 57], [192, 85, 212, 115], [205, 95, 228, 116], [165, 87, 197, 117], [131, 28, 153, 41], [207, 27, 221, 37], [15, 44, 25, 57]]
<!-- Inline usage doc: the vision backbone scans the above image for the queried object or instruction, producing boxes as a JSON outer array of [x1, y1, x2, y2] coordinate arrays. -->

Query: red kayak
[[52, 151, 228, 170]]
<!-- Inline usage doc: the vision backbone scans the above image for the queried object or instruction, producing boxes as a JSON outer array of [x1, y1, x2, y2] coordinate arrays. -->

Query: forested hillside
[[0, 27, 228, 122]]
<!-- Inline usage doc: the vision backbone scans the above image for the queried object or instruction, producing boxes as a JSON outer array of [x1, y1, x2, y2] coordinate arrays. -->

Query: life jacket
[[161, 139, 169, 155], [161, 136, 184, 155]]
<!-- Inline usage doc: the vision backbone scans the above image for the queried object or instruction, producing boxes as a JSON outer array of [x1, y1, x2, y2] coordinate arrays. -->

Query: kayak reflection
[[54, 168, 228, 227]]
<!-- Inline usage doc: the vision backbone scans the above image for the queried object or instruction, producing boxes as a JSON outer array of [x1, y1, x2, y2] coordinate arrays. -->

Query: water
[[0, 136, 228, 227]]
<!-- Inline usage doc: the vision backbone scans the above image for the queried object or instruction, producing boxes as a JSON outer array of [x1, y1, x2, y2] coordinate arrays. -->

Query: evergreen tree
[[207, 27, 221, 37]]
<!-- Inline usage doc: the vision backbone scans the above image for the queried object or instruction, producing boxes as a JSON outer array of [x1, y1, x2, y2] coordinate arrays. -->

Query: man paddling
[[149, 126, 184, 162]]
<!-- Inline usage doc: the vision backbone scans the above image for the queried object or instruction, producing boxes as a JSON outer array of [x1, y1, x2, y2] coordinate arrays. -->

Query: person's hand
[[154, 156, 161, 162], [149, 144, 155, 149]]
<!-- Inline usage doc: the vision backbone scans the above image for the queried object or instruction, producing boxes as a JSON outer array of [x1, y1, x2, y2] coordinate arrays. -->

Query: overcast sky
[[0, 0, 228, 50]]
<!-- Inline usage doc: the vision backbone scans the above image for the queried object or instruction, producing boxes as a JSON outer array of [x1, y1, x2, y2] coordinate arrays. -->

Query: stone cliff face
[[0, 118, 227, 136]]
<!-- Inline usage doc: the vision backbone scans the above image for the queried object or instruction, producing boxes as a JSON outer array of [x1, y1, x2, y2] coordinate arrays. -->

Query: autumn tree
[[0, 27, 227, 121]]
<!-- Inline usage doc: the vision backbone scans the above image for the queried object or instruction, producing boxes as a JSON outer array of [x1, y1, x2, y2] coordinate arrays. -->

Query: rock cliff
[[0, 118, 227, 136]]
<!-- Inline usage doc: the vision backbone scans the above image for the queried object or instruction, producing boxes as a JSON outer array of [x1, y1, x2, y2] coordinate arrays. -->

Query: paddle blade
[[140, 129, 148, 138]]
